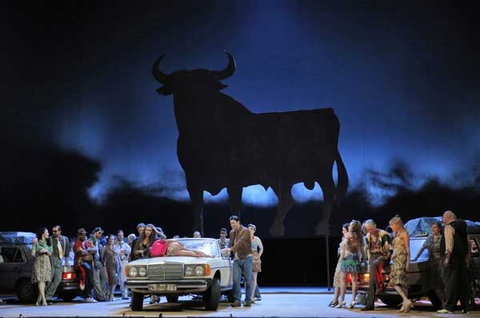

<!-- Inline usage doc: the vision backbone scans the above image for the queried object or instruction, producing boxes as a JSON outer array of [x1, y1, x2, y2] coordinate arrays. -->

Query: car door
[[0, 246, 24, 291]]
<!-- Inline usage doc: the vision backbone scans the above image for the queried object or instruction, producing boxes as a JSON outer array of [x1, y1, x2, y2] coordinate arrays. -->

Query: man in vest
[[361, 219, 392, 311], [437, 211, 471, 314], [224, 215, 253, 307], [45, 225, 70, 303]]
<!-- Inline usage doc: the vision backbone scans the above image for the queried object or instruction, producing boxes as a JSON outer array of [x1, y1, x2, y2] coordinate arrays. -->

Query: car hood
[[128, 256, 213, 266]]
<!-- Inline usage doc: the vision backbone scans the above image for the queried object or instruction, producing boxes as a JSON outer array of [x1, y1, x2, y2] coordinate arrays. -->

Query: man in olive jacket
[[225, 215, 253, 307]]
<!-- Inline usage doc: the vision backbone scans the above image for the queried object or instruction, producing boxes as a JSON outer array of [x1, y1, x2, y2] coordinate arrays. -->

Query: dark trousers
[[443, 259, 469, 311], [366, 254, 388, 308], [45, 257, 62, 299]]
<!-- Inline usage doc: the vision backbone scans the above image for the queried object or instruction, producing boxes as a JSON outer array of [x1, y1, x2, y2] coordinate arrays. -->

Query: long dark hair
[[349, 220, 363, 246], [36, 227, 51, 246], [134, 223, 156, 250]]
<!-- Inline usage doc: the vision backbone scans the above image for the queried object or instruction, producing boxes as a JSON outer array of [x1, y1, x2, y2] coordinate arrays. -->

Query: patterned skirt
[[389, 252, 409, 289], [252, 250, 262, 273], [340, 254, 361, 273], [31, 254, 52, 283], [333, 257, 343, 287]]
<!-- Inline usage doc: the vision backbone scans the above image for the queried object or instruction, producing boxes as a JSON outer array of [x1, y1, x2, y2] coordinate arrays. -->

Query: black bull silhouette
[[152, 52, 348, 236]]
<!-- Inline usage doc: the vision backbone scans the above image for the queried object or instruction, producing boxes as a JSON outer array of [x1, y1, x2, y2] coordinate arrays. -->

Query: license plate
[[148, 284, 177, 292]]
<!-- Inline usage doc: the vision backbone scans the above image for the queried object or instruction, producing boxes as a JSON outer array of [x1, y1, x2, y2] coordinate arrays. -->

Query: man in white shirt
[[115, 230, 131, 299]]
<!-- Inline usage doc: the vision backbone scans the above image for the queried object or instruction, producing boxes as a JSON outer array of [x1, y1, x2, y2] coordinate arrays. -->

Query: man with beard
[[45, 225, 70, 303]]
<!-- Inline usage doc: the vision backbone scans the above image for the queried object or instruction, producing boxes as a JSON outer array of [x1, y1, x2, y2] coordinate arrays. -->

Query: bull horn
[[152, 54, 168, 83], [213, 51, 236, 80]]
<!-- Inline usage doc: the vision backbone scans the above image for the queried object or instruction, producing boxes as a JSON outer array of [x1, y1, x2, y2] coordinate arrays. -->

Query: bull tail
[[335, 150, 348, 202]]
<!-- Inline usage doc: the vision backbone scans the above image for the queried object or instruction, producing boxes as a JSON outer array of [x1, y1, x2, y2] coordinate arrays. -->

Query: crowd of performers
[[329, 210, 473, 313], [24, 217, 263, 308]]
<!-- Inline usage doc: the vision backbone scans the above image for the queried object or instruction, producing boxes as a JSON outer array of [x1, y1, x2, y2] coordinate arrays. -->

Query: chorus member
[[31, 227, 53, 306], [127, 233, 136, 249], [74, 228, 97, 303], [328, 223, 349, 307], [413, 221, 444, 307], [217, 227, 230, 250], [389, 215, 413, 313], [89, 227, 107, 301], [361, 219, 392, 311], [129, 223, 145, 261], [45, 225, 70, 303], [115, 230, 131, 299], [437, 211, 470, 314], [248, 224, 263, 302], [102, 234, 120, 301], [337, 220, 364, 308]]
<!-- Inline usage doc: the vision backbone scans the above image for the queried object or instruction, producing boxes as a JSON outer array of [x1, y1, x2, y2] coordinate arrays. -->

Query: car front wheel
[[204, 277, 221, 311], [131, 292, 144, 311], [16, 280, 37, 303]]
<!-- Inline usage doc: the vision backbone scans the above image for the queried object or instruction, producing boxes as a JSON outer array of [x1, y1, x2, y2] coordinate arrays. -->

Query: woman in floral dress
[[328, 223, 349, 307], [389, 215, 413, 313], [31, 227, 53, 306]]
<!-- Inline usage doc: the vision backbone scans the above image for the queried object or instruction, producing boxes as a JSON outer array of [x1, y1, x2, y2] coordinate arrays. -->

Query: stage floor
[[0, 287, 477, 317]]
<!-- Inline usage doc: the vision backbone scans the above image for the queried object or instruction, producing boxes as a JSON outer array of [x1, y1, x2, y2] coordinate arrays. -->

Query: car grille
[[147, 264, 183, 279]]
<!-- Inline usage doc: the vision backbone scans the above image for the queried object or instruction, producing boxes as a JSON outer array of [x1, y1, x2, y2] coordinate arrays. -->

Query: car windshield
[[410, 237, 428, 261], [176, 239, 218, 257]]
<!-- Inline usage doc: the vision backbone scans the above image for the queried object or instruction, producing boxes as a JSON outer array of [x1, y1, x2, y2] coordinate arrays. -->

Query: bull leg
[[227, 186, 243, 216], [187, 184, 204, 235], [316, 176, 335, 236], [269, 186, 294, 237]]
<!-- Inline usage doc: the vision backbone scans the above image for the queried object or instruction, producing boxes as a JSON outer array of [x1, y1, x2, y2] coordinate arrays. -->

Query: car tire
[[428, 290, 443, 309], [16, 280, 37, 303], [204, 277, 221, 311], [379, 296, 402, 308], [166, 295, 179, 303], [131, 292, 144, 311]]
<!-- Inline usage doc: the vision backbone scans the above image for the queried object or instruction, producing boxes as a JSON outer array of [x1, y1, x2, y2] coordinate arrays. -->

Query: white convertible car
[[125, 238, 233, 311]]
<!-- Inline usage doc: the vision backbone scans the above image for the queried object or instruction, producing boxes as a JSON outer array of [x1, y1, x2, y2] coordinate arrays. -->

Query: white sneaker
[[85, 297, 97, 303]]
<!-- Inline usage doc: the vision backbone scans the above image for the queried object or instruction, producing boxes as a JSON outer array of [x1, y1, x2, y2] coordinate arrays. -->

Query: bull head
[[152, 51, 236, 95]]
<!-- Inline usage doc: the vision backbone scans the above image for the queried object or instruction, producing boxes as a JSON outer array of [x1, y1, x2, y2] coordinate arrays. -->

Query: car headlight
[[139, 267, 147, 277], [185, 265, 210, 276], [194, 265, 205, 276], [129, 266, 138, 277]]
